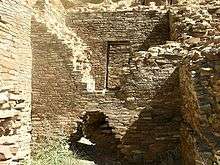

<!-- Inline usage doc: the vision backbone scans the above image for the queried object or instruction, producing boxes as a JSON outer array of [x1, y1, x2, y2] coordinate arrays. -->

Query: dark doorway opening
[[70, 111, 121, 164], [106, 41, 131, 90]]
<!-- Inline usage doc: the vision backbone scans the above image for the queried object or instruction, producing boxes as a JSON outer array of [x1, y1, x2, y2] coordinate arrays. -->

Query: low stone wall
[[0, 0, 32, 164]]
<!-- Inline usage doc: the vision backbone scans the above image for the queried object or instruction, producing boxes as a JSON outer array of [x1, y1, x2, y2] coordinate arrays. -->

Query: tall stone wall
[[0, 0, 219, 164], [65, 9, 182, 164], [170, 4, 220, 165], [0, 0, 32, 164], [31, 18, 82, 142], [30, 1, 220, 164], [179, 46, 220, 165], [31, 0, 97, 143], [66, 9, 170, 90]]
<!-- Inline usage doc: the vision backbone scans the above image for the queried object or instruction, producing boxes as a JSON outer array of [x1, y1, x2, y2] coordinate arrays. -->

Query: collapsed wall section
[[116, 43, 183, 164], [170, 4, 220, 165], [179, 46, 220, 165], [0, 0, 32, 164]]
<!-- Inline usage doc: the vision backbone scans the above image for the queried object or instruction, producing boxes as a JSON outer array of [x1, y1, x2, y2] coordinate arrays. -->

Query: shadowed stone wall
[[171, 4, 220, 165], [179, 47, 220, 165], [31, 18, 82, 142], [31, 6, 183, 164], [0, 0, 219, 164]]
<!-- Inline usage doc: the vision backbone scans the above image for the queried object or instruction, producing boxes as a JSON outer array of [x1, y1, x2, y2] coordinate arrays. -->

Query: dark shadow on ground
[[69, 112, 121, 165], [116, 69, 182, 165], [71, 141, 97, 161], [69, 68, 182, 165]]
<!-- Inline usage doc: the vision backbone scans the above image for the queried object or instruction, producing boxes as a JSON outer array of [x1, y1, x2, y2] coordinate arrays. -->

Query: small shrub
[[22, 137, 81, 165], [208, 114, 217, 124]]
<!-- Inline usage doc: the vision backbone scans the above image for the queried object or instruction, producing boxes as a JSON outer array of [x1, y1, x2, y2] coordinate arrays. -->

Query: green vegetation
[[22, 137, 81, 165], [208, 114, 217, 124]]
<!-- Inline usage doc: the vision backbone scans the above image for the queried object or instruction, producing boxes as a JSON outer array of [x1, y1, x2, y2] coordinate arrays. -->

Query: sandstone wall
[[31, 7, 183, 164], [66, 9, 170, 90], [180, 47, 220, 165], [31, 0, 98, 143], [30, 1, 220, 164], [65, 10, 183, 164], [170, 5, 220, 165], [72, 42, 183, 164], [180, 57, 219, 164], [114, 43, 183, 164], [31, 18, 82, 142], [34, 0, 95, 92], [0, 0, 32, 164]]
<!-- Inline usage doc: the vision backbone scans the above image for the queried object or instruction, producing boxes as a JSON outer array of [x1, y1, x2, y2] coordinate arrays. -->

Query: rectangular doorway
[[106, 41, 131, 90]]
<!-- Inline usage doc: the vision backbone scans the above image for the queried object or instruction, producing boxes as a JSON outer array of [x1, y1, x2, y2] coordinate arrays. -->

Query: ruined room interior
[[0, 0, 220, 164]]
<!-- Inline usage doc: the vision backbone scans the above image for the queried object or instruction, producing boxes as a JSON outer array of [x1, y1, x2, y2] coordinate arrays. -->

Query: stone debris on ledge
[[67, 1, 168, 13]]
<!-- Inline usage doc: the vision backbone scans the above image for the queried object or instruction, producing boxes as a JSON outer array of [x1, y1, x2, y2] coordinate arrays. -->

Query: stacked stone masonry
[[0, 0, 32, 164], [170, 3, 220, 165], [75, 42, 183, 164], [66, 9, 170, 89], [31, 17, 82, 142], [32, 4, 182, 163]]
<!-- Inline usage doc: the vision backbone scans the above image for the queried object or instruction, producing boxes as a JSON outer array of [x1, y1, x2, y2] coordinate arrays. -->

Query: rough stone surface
[[0, 0, 32, 164], [31, 18, 79, 142], [66, 8, 170, 89], [170, 4, 220, 165]]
